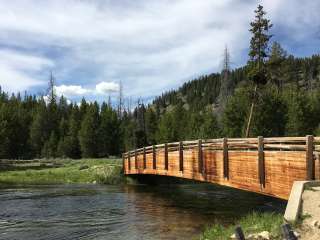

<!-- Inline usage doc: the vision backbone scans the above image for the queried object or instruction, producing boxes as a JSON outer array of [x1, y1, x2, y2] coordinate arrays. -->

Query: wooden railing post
[[122, 153, 125, 172], [306, 135, 315, 180], [198, 139, 203, 174], [135, 149, 138, 169], [143, 147, 146, 169], [223, 138, 229, 179], [153, 145, 157, 170], [165, 143, 168, 170], [179, 141, 183, 172], [128, 151, 131, 171], [258, 136, 265, 187]]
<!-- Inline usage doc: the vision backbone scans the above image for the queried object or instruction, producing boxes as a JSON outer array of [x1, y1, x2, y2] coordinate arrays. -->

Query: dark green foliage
[[79, 103, 100, 158], [248, 4, 273, 85]]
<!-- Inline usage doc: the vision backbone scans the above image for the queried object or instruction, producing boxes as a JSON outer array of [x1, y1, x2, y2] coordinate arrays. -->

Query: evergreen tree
[[63, 107, 81, 158], [79, 103, 100, 157], [246, 4, 273, 137], [99, 103, 120, 157]]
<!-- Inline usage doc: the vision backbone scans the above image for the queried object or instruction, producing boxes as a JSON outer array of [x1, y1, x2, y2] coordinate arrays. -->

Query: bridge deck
[[123, 136, 320, 199]]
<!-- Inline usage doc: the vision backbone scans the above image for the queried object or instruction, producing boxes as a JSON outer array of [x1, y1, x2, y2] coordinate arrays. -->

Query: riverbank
[[0, 158, 127, 185], [199, 212, 283, 240]]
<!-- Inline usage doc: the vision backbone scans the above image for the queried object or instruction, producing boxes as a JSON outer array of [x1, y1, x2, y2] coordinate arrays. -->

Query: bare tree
[[117, 80, 124, 118], [46, 71, 57, 104]]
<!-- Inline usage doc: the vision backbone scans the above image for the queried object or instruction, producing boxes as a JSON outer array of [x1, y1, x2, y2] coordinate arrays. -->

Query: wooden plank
[[198, 139, 203, 173], [153, 145, 157, 169], [258, 136, 265, 187], [135, 150, 138, 169], [306, 135, 315, 180], [165, 143, 168, 170], [128, 152, 131, 171], [143, 147, 146, 169], [223, 138, 229, 179], [179, 141, 183, 171]]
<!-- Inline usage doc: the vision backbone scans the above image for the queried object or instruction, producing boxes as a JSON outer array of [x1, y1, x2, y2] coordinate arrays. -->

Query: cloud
[[0, 0, 318, 100], [95, 81, 119, 94], [54, 85, 90, 97], [0, 49, 54, 93], [54, 81, 119, 98]]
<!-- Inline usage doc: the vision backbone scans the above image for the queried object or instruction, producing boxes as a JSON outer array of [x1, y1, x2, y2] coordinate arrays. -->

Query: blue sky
[[0, 0, 319, 104]]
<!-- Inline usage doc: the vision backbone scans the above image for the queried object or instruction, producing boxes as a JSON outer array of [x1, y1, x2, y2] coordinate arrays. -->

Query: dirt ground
[[297, 186, 320, 240]]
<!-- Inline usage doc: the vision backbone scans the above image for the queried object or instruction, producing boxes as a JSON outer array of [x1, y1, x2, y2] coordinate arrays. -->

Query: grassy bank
[[0, 158, 127, 185], [199, 212, 283, 240]]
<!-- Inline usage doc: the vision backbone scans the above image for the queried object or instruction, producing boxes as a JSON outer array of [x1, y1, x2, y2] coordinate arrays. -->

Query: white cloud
[[0, 49, 54, 92], [0, 0, 318, 99], [54, 85, 90, 97], [95, 81, 119, 94], [54, 81, 119, 98]]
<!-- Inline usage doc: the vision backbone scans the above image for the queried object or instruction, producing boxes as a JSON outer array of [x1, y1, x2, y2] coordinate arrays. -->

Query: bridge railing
[[123, 136, 320, 199]]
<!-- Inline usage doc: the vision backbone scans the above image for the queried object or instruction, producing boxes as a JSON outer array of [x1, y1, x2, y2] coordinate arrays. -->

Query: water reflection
[[0, 183, 286, 240]]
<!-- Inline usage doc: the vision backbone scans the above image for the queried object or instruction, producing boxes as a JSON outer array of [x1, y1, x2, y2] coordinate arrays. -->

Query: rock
[[312, 220, 319, 227], [230, 233, 236, 239], [293, 231, 300, 238], [92, 180, 97, 184], [247, 233, 258, 239], [257, 231, 270, 240]]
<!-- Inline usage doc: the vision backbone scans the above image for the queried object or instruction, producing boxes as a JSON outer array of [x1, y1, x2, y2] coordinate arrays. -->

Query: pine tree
[[99, 103, 120, 157], [63, 107, 81, 158], [78, 103, 100, 157], [30, 100, 47, 157], [245, 4, 273, 137], [268, 42, 287, 91]]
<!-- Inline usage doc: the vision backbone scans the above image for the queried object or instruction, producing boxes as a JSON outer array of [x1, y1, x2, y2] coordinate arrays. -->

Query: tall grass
[[0, 158, 126, 185], [199, 212, 283, 240]]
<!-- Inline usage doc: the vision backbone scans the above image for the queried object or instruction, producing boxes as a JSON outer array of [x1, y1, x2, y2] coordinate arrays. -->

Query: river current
[[0, 183, 285, 240]]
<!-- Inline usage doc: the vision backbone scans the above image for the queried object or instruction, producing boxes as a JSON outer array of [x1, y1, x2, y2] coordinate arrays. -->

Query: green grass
[[0, 158, 128, 185], [199, 212, 284, 240]]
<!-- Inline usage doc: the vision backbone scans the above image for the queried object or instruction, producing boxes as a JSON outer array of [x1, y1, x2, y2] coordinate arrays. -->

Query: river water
[[0, 183, 285, 240]]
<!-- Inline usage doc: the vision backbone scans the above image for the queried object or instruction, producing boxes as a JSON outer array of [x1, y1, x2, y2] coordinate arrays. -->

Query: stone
[[257, 231, 270, 240], [230, 233, 236, 239], [247, 233, 258, 239], [312, 220, 319, 227], [293, 231, 300, 238]]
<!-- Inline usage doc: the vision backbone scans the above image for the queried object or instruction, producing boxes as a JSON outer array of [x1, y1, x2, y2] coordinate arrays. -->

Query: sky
[[0, 0, 319, 104]]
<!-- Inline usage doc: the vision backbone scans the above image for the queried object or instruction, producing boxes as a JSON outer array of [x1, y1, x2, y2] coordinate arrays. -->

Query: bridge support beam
[[135, 150, 138, 169], [143, 147, 146, 169], [258, 136, 265, 187], [153, 145, 156, 169], [198, 139, 203, 174], [223, 138, 229, 179], [164, 143, 168, 170], [179, 141, 183, 172], [306, 135, 315, 180]]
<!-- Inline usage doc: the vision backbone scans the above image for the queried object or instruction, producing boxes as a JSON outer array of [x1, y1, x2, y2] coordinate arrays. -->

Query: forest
[[0, 5, 320, 159]]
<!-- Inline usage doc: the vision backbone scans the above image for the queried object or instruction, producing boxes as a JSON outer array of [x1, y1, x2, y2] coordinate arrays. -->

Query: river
[[0, 183, 286, 240]]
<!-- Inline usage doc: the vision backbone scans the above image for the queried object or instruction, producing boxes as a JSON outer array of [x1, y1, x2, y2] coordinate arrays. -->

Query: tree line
[[0, 4, 320, 159]]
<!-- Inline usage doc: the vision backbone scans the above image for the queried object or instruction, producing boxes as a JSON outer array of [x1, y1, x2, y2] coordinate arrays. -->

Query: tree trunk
[[245, 84, 258, 137]]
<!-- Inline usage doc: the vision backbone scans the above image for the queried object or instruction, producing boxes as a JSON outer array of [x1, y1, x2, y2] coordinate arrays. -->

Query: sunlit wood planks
[[123, 136, 320, 200]]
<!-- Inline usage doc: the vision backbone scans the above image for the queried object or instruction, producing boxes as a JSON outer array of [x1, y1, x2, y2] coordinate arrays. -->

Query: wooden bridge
[[123, 136, 320, 199]]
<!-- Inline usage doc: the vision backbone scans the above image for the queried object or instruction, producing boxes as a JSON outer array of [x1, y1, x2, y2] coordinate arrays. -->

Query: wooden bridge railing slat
[[128, 151, 131, 170], [165, 143, 168, 170], [179, 141, 183, 172], [258, 136, 265, 187], [223, 138, 229, 179], [135, 149, 138, 169], [152, 145, 156, 170], [306, 135, 315, 180], [143, 147, 146, 169], [198, 139, 203, 174]]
